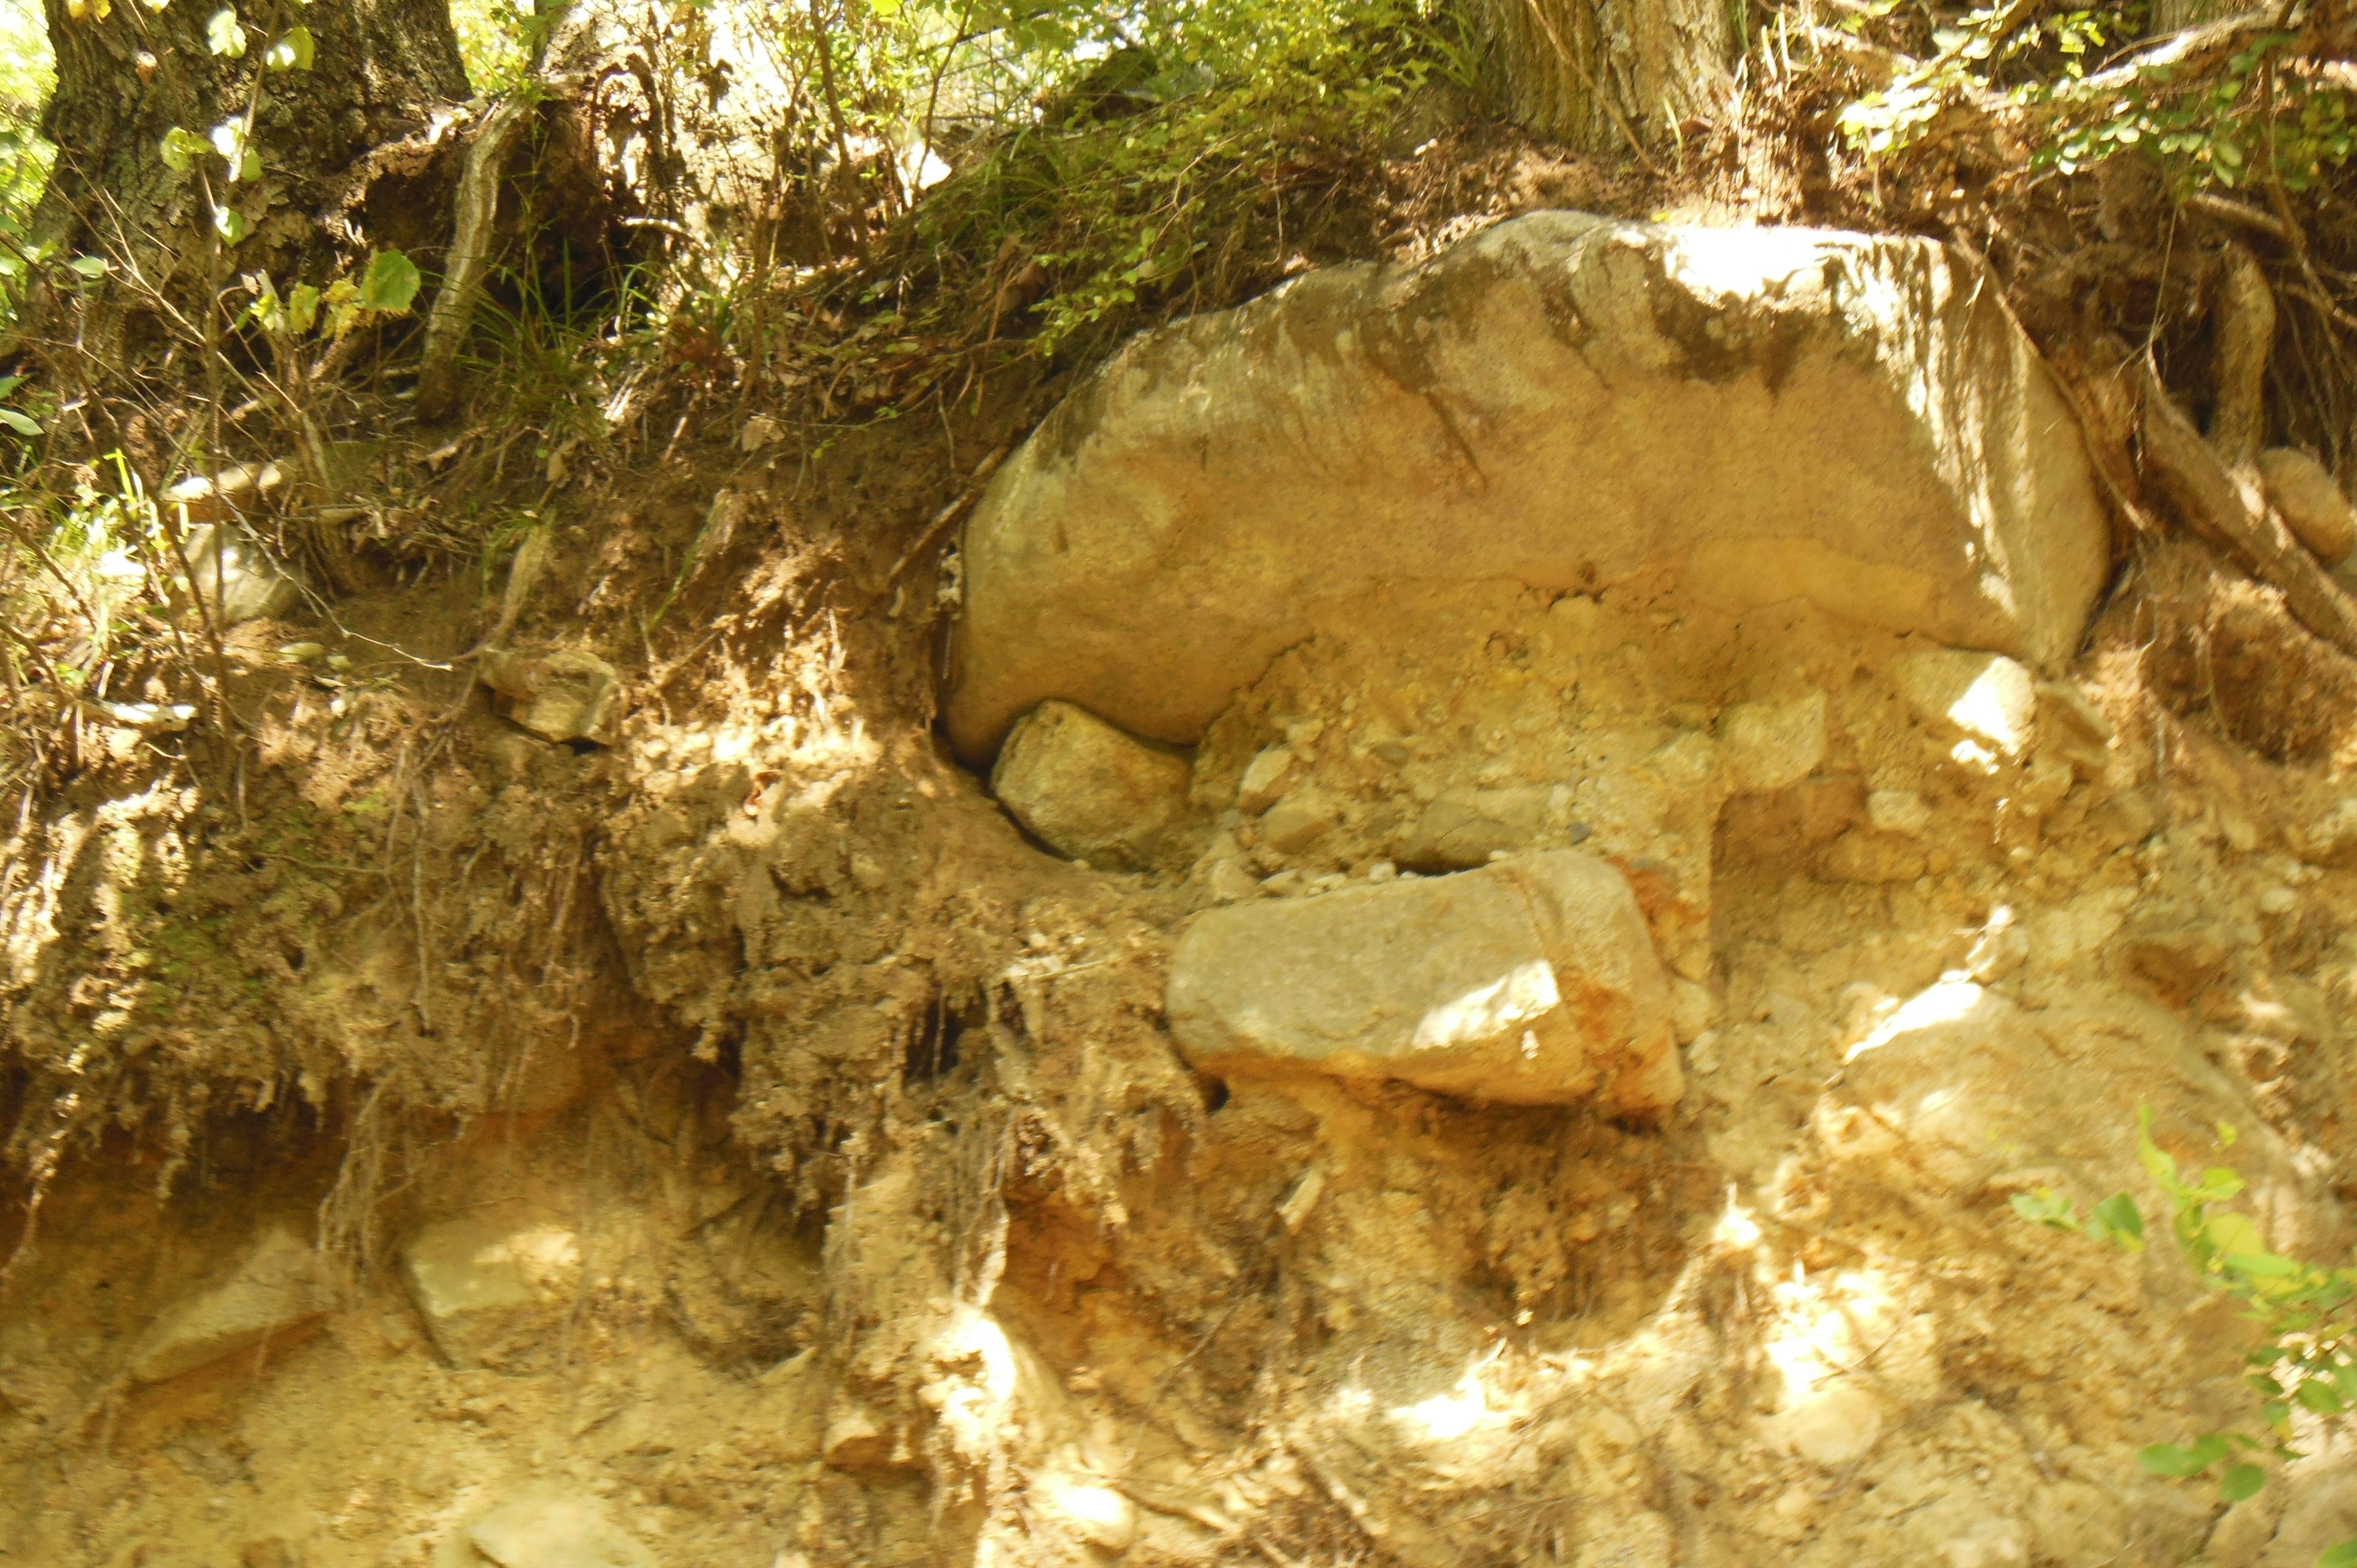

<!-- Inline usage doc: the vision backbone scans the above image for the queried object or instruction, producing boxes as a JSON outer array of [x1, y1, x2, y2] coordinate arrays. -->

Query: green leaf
[[159, 126, 209, 173], [355, 248, 420, 313], [265, 25, 312, 68], [2092, 1192, 2146, 1251], [212, 205, 249, 245], [67, 255, 108, 279], [0, 407, 41, 436], [2141, 1436, 2231, 1478], [287, 282, 320, 334], [205, 6, 247, 56], [2321, 1539, 2357, 1568], [0, 375, 21, 398], [2298, 1381, 2347, 1415], [2221, 1462, 2266, 1502]]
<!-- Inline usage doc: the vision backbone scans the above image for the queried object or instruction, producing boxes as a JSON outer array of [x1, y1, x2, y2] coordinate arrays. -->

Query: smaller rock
[[1763, 1383, 1885, 1468], [2084, 789, 2158, 856], [2258, 446, 2357, 565], [1720, 692, 1827, 794], [991, 700, 1190, 870], [1236, 746, 1296, 813], [1894, 649, 2035, 759], [1260, 790, 1341, 855], [1401, 786, 1564, 870], [823, 1401, 916, 1471], [401, 1211, 581, 1370], [1037, 1477, 1137, 1555], [465, 1488, 656, 1568], [129, 1229, 327, 1384], [479, 649, 622, 745], [2035, 680, 2115, 775], [1867, 789, 1929, 836], [1821, 830, 1929, 884], [2297, 797, 2357, 867], [180, 522, 301, 625]]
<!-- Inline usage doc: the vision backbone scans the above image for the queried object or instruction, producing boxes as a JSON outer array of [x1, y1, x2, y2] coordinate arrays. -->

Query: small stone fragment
[[1720, 692, 1827, 794], [182, 522, 302, 624], [479, 649, 623, 745], [2258, 446, 2357, 565], [401, 1211, 581, 1370], [129, 1229, 327, 1385], [1037, 1477, 1138, 1555], [1821, 830, 1929, 884], [823, 1402, 915, 1471], [1167, 850, 1679, 1111], [1401, 786, 1564, 870], [1260, 790, 1340, 855], [2034, 679, 2115, 774], [1867, 790, 1929, 836], [990, 700, 1191, 870], [1236, 745, 1296, 813], [1894, 649, 2035, 758], [465, 1488, 656, 1568], [1763, 1383, 1885, 1468], [2084, 789, 2158, 856], [2297, 797, 2357, 867]]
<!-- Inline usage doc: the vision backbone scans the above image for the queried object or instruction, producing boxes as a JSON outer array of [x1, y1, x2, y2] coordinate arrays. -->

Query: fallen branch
[[2137, 356, 2357, 660]]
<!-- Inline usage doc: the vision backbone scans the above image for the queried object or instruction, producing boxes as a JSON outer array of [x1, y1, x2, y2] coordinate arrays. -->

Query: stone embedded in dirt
[[180, 522, 303, 625], [1166, 850, 1679, 1111], [1893, 648, 2035, 760], [478, 649, 623, 746], [1867, 789, 1929, 836], [989, 699, 1190, 870], [1399, 785, 1568, 869], [822, 1400, 916, 1471], [128, 1228, 328, 1385], [400, 1212, 582, 1370], [1720, 692, 1826, 794], [1258, 790, 1341, 855], [2033, 678, 2116, 775], [945, 212, 2110, 760], [2257, 446, 2357, 565], [1821, 829, 1929, 884], [1035, 1476, 1137, 1555], [2297, 797, 2357, 867], [463, 1488, 656, 1568], [1763, 1382, 1886, 1469], [1236, 744, 1296, 813]]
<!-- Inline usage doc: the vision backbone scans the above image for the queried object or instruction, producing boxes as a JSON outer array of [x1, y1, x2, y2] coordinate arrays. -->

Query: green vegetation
[[0, 0, 54, 323], [2018, 1111, 2357, 1566]]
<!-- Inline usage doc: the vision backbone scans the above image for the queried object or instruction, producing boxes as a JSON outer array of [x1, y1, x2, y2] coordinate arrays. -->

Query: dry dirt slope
[[9, 220, 2357, 1568]]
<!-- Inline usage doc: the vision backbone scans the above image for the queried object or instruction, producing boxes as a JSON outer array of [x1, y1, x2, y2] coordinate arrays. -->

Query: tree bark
[[34, 0, 466, 275], [1472, 0, 1732, 156]]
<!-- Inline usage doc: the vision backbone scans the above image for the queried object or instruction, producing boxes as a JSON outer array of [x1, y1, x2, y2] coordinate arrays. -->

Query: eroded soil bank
[[11, 220, 2357, 1568]]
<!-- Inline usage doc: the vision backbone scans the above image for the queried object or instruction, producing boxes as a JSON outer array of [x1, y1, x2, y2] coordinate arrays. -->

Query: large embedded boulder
[[1166, 851, 1678, 1111], [945, 212, 2110, 761]]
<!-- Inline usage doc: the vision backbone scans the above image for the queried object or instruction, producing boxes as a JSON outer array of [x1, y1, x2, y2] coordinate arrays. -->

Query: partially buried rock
[[1400, 786, 1568, 870], [1167, 850, 1679, 1111], [461, 1488, 656, 1568], [128, 1228, 328, 1384], [401, 1210, 582, 1370], [479, 649, 622, 745], [2258, 446, 2357, 566], [1719, 692, 1826, 795], [1893, 648, 2034, 760], [991, 699, 1190, 870]]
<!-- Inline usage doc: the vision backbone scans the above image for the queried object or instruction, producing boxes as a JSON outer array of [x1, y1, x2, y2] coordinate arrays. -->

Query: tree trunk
[[34, 0, 466, 276], [1473, 0, 1733, 155]]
